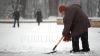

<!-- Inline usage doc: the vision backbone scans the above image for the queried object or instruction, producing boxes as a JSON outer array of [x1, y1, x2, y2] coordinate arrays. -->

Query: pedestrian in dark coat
[[13, 9, 20, 28], [59, 4, 91, 53], [35, 9, 43, 26]]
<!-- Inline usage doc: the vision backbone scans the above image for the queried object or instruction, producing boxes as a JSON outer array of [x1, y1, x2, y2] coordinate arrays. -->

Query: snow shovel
[[46, 37, 64, 54]]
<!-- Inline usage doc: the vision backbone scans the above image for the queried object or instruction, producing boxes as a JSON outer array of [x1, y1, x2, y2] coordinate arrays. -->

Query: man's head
[[38, 9, 41, 11], [59, 5, 67, 15], [14, 9, 18, 11]]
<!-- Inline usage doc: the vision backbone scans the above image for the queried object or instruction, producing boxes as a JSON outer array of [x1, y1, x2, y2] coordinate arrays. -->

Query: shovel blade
[[45, 50, 57, 54]]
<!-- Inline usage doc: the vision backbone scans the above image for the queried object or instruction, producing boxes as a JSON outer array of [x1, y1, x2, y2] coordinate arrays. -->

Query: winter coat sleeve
[[40, 12, 43, 18], [62, 7, 77, 36], [34, 12, 37, 18], [18, 12, 20, 17], [13, 12, 15, 17], [12, 12, 14, 18]]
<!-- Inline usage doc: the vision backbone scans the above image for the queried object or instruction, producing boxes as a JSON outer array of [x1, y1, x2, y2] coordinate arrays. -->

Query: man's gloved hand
[[63, 32, 71, 42]]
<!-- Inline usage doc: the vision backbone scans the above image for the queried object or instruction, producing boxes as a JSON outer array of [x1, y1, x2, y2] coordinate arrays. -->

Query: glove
[[63, 32, 71, 42]]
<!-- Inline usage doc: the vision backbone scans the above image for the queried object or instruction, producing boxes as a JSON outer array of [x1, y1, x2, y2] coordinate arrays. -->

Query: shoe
[[13, 26, 15, 28], [70, 50, 80, 53], [80, 49, 90, 52]]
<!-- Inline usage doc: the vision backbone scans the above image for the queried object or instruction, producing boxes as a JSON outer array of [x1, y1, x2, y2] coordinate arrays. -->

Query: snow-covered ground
[[0, 23, 100, 56]]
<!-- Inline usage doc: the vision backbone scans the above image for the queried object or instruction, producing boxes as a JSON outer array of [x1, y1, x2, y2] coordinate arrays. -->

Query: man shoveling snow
[[59, 4, 91, 53]]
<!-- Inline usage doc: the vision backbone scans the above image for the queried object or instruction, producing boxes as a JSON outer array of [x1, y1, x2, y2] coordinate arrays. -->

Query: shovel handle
[[52, 37, 64, 50], [53, 45, 57, 50]]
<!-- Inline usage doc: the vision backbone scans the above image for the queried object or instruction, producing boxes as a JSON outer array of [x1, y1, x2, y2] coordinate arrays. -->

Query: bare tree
[[16, 0, 19, 9], [87, 0, 92, 17], [19, 0, 27, 18], [0, 0, 100, 19], [80, 0, 82, 7], [98, 0, 100, 17], [49, 0, 59, 16]]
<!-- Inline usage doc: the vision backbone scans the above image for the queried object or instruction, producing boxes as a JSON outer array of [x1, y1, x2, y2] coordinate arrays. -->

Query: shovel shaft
[[52, 37, 64, 50], [53, 45, 57, 50], [56, 37, 64, 46]]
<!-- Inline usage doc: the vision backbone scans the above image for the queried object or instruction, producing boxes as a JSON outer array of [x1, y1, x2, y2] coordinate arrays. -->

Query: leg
[[70, 36, 80, 52], [81, 31, 90, 51], [17, 19, 19, 27], [38, 22, 40, 26], [13, 19, 16, 27]]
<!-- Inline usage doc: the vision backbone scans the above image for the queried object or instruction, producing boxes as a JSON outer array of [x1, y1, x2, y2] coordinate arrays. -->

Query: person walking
[[12, 9, 20, 28], [59, 4, 91, 53], [35, 9, 43, 26]]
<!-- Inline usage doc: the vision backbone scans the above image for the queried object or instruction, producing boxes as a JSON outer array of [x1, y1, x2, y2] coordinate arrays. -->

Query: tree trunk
[[19, 0, 26, 18], [87, 0, 92, 17], [49, 0, 58, 16], [98, 0, 100, 17], [87, 0, 90, 16]]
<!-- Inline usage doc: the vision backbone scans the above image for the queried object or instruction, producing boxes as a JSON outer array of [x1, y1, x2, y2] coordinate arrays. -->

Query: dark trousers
[[38, 22, 40, 26], [37, 19, 42, 26], [13, 18, 19, 27], [72, 31, 90, 51]]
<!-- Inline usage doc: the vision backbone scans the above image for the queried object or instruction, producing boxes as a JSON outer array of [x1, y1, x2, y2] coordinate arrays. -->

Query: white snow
[[0, 23, 100, 56], [89, 17, 100, 19]]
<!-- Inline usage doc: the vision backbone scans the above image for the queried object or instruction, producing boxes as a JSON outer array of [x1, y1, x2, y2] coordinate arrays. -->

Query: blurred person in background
[[35, 9, 43, 26], [12, 9, 20, 28]]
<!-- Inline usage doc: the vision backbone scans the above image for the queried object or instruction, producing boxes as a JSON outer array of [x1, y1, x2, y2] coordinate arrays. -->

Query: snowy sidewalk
[[0, 19, 56, 23], [0, 16, 58, 23], [0, 23, 100, 56]]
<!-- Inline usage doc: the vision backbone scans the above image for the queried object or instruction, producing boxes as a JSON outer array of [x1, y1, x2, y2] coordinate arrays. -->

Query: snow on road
[[0, 23, 100, 56]]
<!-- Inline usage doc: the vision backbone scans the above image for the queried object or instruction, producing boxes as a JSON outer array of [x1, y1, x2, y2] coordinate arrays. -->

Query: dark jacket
[[13, 11, 20, 19], [35, 11, 43, 22], [62, 4, 91, 37]]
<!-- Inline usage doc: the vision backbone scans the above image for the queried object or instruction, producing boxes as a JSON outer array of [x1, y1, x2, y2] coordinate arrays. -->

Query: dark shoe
[[80, 49, 90, 52], [13, 26, 15, 28], [70, 50, 80, 53]]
